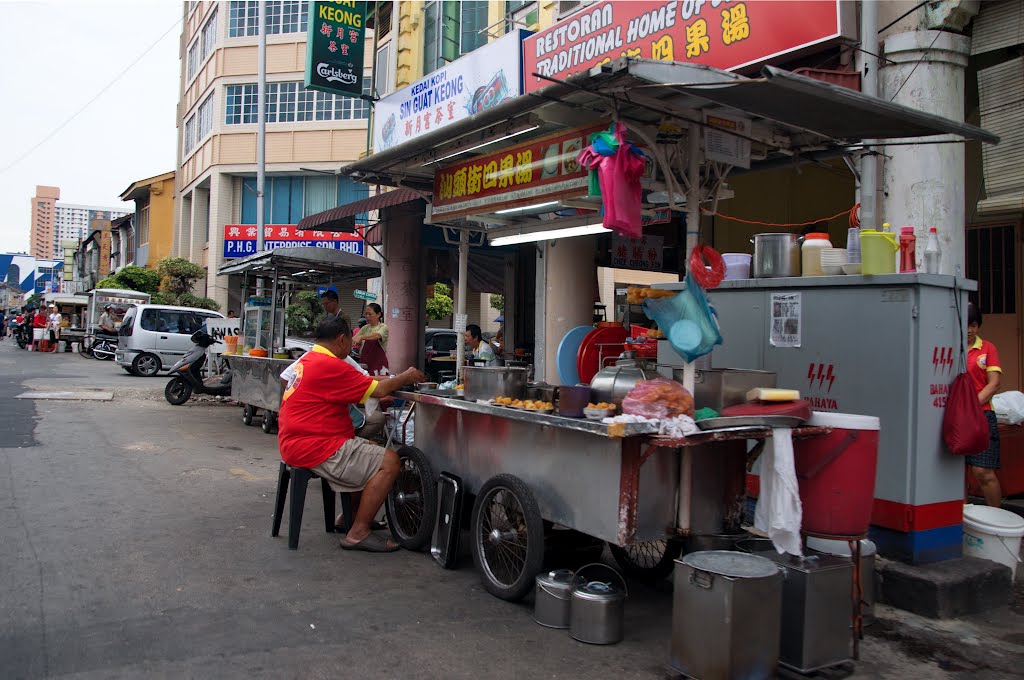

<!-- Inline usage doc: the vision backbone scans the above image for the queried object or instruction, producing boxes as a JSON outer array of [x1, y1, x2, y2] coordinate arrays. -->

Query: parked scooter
[[165, 330, 232, 405], [89, 333, 118, 360], [13, 320, 31, 349]]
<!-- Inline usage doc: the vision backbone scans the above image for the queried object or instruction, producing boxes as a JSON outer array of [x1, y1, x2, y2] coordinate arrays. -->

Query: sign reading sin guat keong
[[305, 1, 367, 98], [371, 30, 530, 152]]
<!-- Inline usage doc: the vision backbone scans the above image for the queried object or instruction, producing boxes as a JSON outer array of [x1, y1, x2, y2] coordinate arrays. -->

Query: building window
[[187, 41, 200, 81], [374, 43, 392, 97], [225, 79, 370, 125], [201, 8, 219, 59], [184, 113, 196, 154], [241, 175, 368, 225], [423, 1, 489, 75], [229, 0, 308, 37], [229, 0, 258, 36], [461, 1, 489, 54], [126, 229, 135, 265], [197, 93, 214, 141], [423, 1, 443, 73], [507, 0, 539, 28], [967, 224, 1017, 315], [138, 204, 151, 246]]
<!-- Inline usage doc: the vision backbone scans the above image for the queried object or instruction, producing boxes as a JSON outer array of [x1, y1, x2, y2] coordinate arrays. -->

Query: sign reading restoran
[[522, 1, 843, 94], [431, 123, 606, 220], [305, 1, 367, 98]]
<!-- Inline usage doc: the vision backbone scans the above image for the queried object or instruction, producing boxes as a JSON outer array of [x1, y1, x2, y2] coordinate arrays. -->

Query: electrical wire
[[0, 16, 182, 176], [702, 206, 856, 228], [889, 28, 943, 102]]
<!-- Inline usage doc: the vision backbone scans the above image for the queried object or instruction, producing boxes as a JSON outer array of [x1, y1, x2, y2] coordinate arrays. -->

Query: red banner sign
[[523, 0, 842, 93], [432, 124, 606, 219]]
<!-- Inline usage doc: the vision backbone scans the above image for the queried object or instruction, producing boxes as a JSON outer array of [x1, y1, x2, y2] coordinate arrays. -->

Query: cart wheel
[[610, 539, 682, 582], [241, 405, 256, 426], [471, 473, 545, 601], [261, 411, 277, 434], [385, 446, 437, 551], [164, 377, 193, 406]]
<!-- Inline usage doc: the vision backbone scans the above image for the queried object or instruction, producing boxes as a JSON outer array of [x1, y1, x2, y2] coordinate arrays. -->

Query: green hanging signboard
[[304, 1, 367, 98]]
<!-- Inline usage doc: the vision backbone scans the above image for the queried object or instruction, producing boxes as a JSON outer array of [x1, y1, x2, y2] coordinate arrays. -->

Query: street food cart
[[44, 293, 90, 350], [79, 288, 151, 355], [218, 247, 381, 433]]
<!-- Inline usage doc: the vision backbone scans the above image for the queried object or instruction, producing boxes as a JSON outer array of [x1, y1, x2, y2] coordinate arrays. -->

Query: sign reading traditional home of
[[372, 30, 529, 152], [522, 1, 844, 93], [305, 1, 367, 98], [431, 123, 606, 220], [223, 224, 364, 259]]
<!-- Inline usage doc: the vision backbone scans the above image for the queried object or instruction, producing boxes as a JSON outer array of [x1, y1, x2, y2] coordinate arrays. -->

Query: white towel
[[754, 427, 803, 556]]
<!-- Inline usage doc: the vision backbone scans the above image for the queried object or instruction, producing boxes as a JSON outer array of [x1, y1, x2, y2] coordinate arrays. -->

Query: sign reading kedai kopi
[[305, 1, 367, 98], [523, 0, 843, 93], [372, 30, 529, 152]]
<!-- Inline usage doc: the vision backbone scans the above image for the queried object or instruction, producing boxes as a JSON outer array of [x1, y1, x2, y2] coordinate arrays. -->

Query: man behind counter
[[277, 316, 425, 552]]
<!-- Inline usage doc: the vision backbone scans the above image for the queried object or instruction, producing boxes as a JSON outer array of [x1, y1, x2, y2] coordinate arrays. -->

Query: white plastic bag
[[754, 427, 803, 556], [992, 391, 1024, 425]]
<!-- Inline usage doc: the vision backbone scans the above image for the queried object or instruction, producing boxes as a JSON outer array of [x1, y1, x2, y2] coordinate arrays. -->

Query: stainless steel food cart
[[222, 354, 293, 432]]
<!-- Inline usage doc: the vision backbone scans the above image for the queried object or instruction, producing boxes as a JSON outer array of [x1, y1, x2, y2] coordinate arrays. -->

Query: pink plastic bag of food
[[621, 378, 695, 419]]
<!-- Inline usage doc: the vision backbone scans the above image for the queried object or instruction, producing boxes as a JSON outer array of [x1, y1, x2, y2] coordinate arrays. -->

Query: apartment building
[[29, 185, 130, 261], [175, 1, 385, 314]]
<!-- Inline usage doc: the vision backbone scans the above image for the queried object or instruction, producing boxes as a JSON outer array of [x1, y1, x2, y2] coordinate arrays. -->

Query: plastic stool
[[271, 462, 354, 549]]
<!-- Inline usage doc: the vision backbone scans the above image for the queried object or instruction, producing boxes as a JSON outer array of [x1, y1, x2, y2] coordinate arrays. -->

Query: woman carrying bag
[[964, 304, 1003, 507]]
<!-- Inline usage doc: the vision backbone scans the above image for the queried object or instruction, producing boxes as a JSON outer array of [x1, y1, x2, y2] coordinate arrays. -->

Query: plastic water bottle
[[924, 228, 941, 274]]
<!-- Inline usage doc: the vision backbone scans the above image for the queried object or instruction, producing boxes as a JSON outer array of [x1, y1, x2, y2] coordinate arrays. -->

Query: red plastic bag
[[942, 373, 989, 455], [621, 378, 695, 419]]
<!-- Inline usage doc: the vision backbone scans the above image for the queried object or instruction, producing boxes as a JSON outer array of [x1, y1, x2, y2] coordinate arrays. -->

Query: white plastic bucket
[[962, 504, 1024, 579], [723, 253, 752, 280]]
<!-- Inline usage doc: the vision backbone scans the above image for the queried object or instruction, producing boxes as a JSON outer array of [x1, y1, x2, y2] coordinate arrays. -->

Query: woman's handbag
[[942, 372, 989, 455]]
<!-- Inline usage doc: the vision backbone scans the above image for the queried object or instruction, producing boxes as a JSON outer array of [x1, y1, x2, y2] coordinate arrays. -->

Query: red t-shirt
[[32, 313, 47, 328], [277, 345, 377, 468], [967, 336, 1001, 412]]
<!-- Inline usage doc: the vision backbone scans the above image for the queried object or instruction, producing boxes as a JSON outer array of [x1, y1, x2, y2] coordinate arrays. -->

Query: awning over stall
[[216, 246, 381, 284], [296, 187, 424, 232]]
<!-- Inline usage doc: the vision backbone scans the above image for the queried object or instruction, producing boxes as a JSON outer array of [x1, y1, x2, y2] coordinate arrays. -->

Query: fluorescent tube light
[[489, 223, 610, 247], [493, 201, 560, 215], [424, 126, 540, 166]]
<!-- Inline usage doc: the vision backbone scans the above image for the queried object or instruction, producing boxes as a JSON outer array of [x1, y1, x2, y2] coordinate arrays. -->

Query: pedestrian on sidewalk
[[48, 305, 62, 352], [965, 303, 1003, 507]]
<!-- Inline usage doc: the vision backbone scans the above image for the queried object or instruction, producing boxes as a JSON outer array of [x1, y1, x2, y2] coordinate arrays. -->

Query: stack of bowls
[[820, 248, 847, 275]]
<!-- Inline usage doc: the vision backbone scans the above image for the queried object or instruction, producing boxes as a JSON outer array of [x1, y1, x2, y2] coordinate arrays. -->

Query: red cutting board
[[720, 400, 812, 420], [577, 326, 628, 384]]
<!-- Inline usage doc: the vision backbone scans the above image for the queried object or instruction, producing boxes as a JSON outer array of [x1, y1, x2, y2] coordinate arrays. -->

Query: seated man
[[277, 316, 424, 552], [464, 324, 497, 366]]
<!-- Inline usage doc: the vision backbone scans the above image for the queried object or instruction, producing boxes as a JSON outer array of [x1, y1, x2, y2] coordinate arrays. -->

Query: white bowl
[[841, 263, 862, 275], [822, 264, 844, 275]]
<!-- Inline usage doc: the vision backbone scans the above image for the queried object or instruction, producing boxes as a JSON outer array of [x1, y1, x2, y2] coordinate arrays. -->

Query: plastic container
[[899, 227, 917, 273], [801, 233, 832, 277], [962, 504, 1024, 580], [859, 230, 898, 275], [846, 227, 861, 263], [794, 411, 881, 536], [723, 253, 752, 280], [924, 227, 941, 274], [223, 335, 239, 354]]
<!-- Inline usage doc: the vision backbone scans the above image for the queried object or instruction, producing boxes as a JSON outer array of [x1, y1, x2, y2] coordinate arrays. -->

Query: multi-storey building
[[29, 186, 59, 260], [174, 0, 382, 316], [29, 185, 130, 261]]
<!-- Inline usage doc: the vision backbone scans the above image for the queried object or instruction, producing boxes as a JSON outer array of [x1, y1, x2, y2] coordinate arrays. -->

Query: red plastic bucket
[[794, 412, 880, 537]]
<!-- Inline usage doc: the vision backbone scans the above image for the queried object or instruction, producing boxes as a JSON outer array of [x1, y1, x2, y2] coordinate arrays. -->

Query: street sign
[[354, 289, 377, 301]]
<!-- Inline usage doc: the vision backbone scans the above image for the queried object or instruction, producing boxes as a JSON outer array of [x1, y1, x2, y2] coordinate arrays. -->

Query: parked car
[[425, 328, 459, 362], [116, 304, 225, 377]]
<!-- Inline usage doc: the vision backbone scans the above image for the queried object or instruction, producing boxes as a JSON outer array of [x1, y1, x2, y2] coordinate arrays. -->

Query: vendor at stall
[[353, 303, 389, 376], [465, 324, 497, 366], [277, 316, 425, 552], [98, 305, 117, 336], [966, 304, 1003, 507], [320, 290, 342, 319]]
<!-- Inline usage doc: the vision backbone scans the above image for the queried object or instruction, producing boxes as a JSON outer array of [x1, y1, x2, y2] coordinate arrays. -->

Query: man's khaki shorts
[[312, 438, 387, 492]]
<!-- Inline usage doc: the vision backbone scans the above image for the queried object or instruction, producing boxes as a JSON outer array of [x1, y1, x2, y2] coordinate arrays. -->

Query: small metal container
[[462, 366, 528, 401], [589, 353, 658, 405], [569, 564, 627, 645], [752, 233, 801, 278], [693, 368, 778, 411], [534, 569, 574, 629], [671, 551, 783, 680]]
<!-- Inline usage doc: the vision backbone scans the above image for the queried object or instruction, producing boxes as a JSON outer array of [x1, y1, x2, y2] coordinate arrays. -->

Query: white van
[[116, 304, 224, 376]]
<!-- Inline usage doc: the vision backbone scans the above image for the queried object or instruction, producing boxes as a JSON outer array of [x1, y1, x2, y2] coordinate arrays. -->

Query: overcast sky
[[0, 0, 182, 255]]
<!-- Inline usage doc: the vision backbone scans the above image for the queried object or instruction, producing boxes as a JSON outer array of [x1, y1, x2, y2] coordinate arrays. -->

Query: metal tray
[[697, 415, 805, 431], [431, 472, 463, 570]]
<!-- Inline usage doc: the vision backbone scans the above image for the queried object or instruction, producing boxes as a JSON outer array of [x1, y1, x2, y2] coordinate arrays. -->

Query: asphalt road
[[0, 341, 1020, 679]]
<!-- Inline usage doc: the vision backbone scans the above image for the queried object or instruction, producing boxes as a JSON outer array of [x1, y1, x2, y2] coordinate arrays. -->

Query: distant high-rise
[[29, 185, 129, 260]]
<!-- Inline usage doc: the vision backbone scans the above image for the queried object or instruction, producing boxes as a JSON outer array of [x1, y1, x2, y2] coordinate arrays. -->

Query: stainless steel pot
[[752, 233, 801, 278], [534, 569, 574, 629], [462, 366, 528, 401], [569, 564, 627, 645], [589, 352, 658, 405], [525, 383, 558, 403]]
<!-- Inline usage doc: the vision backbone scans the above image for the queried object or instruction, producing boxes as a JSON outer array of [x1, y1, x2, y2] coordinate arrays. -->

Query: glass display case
[[242, 301, 286, 353]]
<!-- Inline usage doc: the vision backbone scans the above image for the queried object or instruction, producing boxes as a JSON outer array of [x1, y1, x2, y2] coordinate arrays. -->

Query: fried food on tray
[[626, 286, 676, 305], [586, 402, 616, 410]]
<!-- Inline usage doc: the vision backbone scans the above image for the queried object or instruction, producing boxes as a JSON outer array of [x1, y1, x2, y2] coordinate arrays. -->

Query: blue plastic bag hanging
[[642, 274, 722, 362]]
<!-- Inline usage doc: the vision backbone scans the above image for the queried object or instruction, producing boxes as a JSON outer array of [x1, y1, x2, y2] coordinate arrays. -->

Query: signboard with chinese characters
[[611, 234, 664, 271], [372, 30, 528, 152], [305, 1, 367, 98], [431, 124, 605, 219], [222, 225, 364, 259], [523, 1, 843, 94], [704, 112, 751, 168]]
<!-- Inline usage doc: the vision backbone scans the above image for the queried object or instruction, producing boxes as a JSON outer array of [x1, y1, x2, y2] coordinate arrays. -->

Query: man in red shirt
[[965, 304, 1002, 507], [278, 316, 424, 552]]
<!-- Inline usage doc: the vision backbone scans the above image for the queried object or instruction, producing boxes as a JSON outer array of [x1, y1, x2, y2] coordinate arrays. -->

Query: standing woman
[[965, 304, 1003, 507], [353, 303, 390, 376]]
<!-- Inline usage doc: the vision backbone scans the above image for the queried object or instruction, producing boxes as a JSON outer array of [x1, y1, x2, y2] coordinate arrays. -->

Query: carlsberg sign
[[305, 1, 367, 98]]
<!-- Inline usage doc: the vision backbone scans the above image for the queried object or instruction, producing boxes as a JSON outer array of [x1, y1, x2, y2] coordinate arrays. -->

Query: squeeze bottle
[[899, 227, 916, 273], [924, 228, 941, 274]]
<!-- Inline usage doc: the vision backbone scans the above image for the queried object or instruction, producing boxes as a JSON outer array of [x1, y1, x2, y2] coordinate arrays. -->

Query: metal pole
[[685, 122, 701, 259], [858, 0, 879, 229], [455, 230, 469, 382], [256, 0, 266, 253], [268, 267, 279, 353]]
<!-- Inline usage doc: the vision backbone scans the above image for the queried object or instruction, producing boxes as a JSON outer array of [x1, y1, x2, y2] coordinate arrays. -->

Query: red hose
[[689, 244, 726, 289]]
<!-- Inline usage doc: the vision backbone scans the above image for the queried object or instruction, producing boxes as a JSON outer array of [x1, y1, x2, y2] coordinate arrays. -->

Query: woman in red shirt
[[965, 304, 1002, 507]]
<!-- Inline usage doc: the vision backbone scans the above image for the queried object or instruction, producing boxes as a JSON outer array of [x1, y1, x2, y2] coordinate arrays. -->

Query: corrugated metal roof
[[296, 188, 423, 231]]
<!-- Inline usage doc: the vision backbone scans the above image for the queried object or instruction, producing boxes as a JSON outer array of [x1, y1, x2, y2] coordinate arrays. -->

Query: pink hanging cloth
[[576, 122, 647, 238]]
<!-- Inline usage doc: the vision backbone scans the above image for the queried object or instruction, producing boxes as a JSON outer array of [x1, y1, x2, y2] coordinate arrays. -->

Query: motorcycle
[[13, 321, 31, 350], [88, 333, 118, 361], [165, 330, 232, 405]]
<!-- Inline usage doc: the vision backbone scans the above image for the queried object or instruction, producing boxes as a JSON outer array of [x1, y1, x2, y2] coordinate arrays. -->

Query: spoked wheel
[[164, 378, 193, 405], [241, 405, 256, 426], [471, 474, 545, 601], [261, 411, 277, 434], [385, 447, 437, 551], [609, 539, 682, 582]]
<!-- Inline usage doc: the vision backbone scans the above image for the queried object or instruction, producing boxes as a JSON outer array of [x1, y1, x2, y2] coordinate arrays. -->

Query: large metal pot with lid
[[462, 366, 528, 401], [569, 563, 628, 645], [589, 352, 658, 405], [534, 569, 574, 629], [752, 233, 801, 278]]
